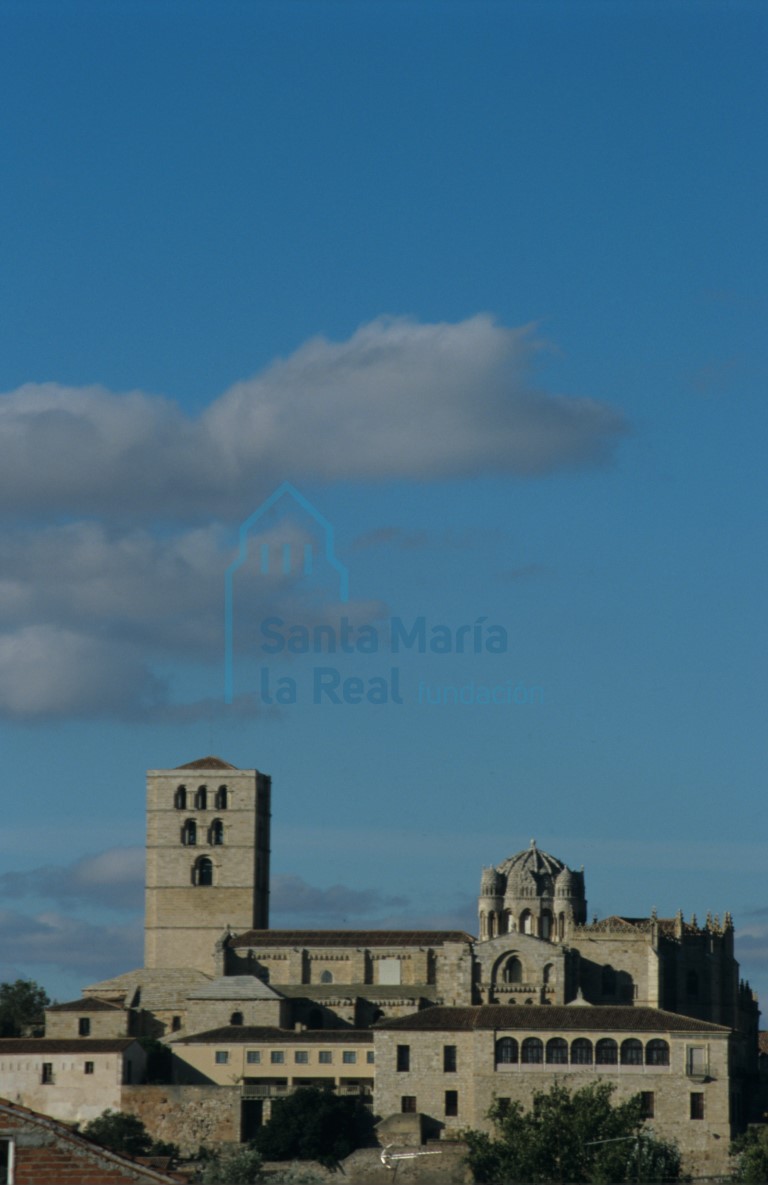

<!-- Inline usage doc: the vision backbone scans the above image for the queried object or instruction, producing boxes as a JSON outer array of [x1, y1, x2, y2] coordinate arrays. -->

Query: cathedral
[[8, 757, 761, 1175]]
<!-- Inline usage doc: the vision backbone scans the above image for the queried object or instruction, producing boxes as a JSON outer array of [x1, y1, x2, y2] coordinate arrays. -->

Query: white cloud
[[271, 873, 408, 920], [0, 848, 145, 911], [0, 909, 143, 979], [0, 317, 626, 521]]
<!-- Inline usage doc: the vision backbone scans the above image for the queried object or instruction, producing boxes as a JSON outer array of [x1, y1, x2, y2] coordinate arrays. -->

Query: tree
[[197, 1145, 264, 1184], [0, 979, 49, 1037], [731, 1125, 768, 1183], [252, 1086, 375, 1167], [82, 1111, 153, 1158], [464, 1082, 683, 1184]]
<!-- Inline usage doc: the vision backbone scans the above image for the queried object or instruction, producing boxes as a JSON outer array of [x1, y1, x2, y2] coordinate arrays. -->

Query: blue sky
[[0, 0, 766, 1007]]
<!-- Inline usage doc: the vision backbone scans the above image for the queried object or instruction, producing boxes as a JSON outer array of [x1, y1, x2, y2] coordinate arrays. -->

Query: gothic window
[[182, 819, 197, 846], [645, 1039, 670, 1066], [521, 1037, 543, 1064], [174, 785, 187, 809], [546, 1037, 568, 1064], [195, 785, 208, 810], [216, 785, 228, 810], [194, 856, 213, 886], [210, 819, 224, 845], [595, 1038, 618, 1065], [320, 970, 333, 984], [571, 1038, 593, 1065], [601, 965, 617, 995], [495, 1037, 518, 1065], [503, 957, 523, 984], [620, 1038, 643, 1066]]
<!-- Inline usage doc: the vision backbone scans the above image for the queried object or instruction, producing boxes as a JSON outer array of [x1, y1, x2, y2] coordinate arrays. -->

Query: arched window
[[546, 1038, 568, 1064], [571, 1038, 593, 1065], [558, 912, 565, 940], [320, 970, 333, 984], [182, 819, 197, 846], [687, 970, 699, 997], [520, 910, 533, 935], [194, 856, 213, 886], [521, 1037, 543, 1064], [216, 785, 228, 810], [602, 965, 617, 995], [174, 785, 187, 810], [543, 963, 554, 986], [495, 1037, 518, 1064], [503, 957, 523, 984], [620, 1038, 643, 1066], [595, 1038, 618, 1065], [210, 819, 224, 846], [645, 1039, 670, 1066], [195, 785, 208, 810], [540, 911, 552, 940], [230, 1011, 243, 1026]]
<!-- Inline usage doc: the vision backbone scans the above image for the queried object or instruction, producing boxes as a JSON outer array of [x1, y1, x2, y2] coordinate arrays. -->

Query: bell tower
[[144, 756, 271, 975]]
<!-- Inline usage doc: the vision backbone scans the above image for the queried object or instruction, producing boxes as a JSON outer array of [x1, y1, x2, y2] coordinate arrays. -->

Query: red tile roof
[[230, 929, 473, 948], [376, 1005, 731, 1034], [47, 997, 124, 1012], [175, 756, 238, 770]]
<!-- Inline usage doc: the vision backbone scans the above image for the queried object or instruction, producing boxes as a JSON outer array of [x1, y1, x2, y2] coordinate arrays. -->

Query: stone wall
[[121, 1085, 241, 1156]]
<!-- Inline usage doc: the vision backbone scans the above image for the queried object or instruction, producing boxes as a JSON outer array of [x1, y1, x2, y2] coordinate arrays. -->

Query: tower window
[[196, 786, 208, 810], [174, 785, 187, 810], [194, 856, 214, 886], [182, 819, 197, 846], [216, 785, 228, 810], [210, 819, 224, 846]]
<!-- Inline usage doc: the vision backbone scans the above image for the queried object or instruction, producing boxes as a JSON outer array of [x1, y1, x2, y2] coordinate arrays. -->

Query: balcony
[[241, 1083, 372, 1099]]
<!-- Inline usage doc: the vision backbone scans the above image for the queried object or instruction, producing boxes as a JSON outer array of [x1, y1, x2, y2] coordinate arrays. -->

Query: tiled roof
[[376, 1005, 731, 1034], [0, 1038, 137, 1054], [276, 985, 437, 1002], [83, 968, 212, 1010], [175, 756, 238, 770], [230, 930, 473, 948], [187, 976, 282, 1001], [47, 997, 123, 1012], [177, 1025, 373, 1045]]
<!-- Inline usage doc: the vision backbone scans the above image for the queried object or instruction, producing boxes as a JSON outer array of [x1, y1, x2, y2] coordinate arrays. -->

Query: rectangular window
[[78, 1017, 91, 1037], [445, 1090, 458, 1117], [318, 1051, 332, 1064], [396, 1045, 410, 1072], [0, 1138, 13, 1185], [366, 1050, 375, 1064], [41, 1063, 53, 1084], [401, 1095, 417, 1113], [640, 1092, 654, 1119], [443, 1045, 457, 1072], [342, 1051, 357, 1064], [84, 1061, 95, 1075], [271, 1050, 285, 1064], [690, 1092, 705, 1120], [687, 1046, 708, 1076], [295, 1051, 309, 1064], [215, 1051, 229, 1065], [172, 1016, 182, 1032], [246, 1051, 261, 1064]]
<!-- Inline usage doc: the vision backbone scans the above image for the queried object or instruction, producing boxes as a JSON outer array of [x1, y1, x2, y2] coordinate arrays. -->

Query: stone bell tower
[[144, 756, 271, 975]]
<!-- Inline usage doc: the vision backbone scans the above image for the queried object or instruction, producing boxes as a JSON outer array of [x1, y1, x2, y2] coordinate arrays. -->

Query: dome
[[497, 839, 567, 884]]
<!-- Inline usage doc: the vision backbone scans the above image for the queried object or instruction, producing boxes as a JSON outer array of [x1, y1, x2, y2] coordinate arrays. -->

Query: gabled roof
[[47, 996, 124, 1013], [230, 929, 473, 948], [175, 755, 238, 770], [0, 1038, 138, 1054], [375, 1005, 732, 1034], [0, 1097, 182, 1183], [186, 975, 282, 1001], [176, 1025, 373, 1045]]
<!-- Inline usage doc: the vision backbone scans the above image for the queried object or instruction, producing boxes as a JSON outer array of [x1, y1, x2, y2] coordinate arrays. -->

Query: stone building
[[0, 1039, 146, 1126], [373, 1004, 737, 1178]]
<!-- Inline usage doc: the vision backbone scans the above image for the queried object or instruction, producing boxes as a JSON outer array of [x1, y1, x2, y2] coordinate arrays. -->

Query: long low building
[[373, 1004, 738, 1179]]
